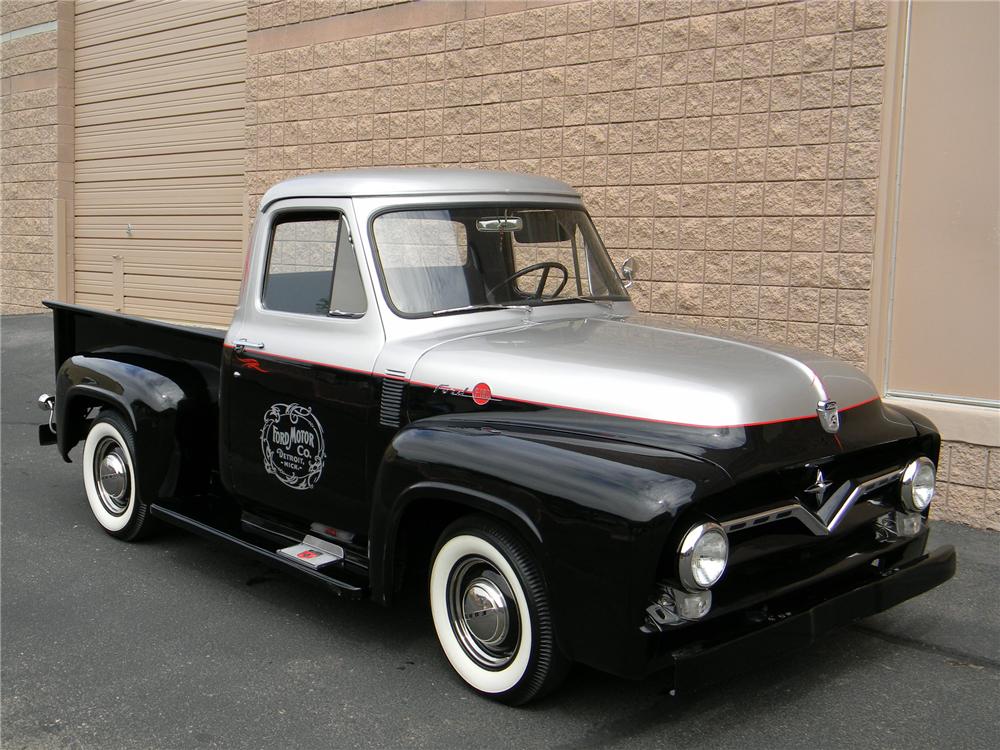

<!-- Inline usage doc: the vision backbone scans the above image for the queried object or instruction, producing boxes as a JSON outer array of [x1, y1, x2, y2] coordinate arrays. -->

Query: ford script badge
[[817, 400, 840, 434]]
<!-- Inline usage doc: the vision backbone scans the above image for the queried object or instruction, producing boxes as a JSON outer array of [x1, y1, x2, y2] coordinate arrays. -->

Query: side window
[[262, 212, 366, 317]]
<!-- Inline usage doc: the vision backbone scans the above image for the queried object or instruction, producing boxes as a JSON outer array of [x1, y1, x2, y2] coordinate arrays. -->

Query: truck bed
[[44, 301, 225, 373], [43, 301, 227, 487]]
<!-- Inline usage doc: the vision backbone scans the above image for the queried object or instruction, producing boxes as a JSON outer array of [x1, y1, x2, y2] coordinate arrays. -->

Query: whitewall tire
[[429, 517, 568, 705], [82, 410, 156, 541]]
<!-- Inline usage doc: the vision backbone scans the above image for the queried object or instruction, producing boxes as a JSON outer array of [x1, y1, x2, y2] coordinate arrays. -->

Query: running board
[[150, 503, 366, 599]]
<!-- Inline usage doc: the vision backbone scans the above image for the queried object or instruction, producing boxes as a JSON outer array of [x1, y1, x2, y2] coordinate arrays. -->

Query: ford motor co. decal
[[261, 403, 326, 490]]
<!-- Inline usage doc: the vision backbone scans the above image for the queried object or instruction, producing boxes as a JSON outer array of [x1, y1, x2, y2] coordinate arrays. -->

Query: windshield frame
[[367, 201, 631, 320]]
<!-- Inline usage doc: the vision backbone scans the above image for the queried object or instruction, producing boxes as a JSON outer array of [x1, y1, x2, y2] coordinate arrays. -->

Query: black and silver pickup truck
[[38, 168, 955, 705]]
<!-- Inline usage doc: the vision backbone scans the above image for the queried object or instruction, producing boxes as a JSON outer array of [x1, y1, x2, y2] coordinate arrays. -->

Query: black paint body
[[42, 301, 952, 681]]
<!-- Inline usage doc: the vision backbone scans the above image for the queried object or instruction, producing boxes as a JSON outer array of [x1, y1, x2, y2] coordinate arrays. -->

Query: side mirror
[[621, 257, 635, 288]]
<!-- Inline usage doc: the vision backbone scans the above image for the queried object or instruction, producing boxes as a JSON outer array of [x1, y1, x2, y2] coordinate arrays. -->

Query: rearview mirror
[[476, 217, 523, 232], [621, 257, 635, 288]]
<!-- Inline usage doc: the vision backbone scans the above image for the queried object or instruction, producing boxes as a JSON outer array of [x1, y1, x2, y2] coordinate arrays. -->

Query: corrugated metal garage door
[[74, 0, 246, 328]]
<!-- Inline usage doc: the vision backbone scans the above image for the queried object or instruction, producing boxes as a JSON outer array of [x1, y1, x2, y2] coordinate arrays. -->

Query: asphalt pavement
[[2, 312, 998, 750]]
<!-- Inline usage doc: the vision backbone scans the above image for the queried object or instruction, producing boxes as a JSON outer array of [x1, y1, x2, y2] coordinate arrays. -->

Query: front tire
[[82, 410, 156, 541], [429, 517, 568, 705]]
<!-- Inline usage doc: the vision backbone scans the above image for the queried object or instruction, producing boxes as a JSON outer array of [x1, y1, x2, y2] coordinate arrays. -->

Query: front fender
[[56, 356, 188, 500], [370, 416, 731, 671], [883, 402, 942, 461]]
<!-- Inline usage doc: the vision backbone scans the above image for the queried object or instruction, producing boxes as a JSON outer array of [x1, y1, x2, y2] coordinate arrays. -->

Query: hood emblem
[[471, 382, 492, 406], [804, 468, 833, 502], [433, 382, 497, 406], [817, 400, 840, 433]]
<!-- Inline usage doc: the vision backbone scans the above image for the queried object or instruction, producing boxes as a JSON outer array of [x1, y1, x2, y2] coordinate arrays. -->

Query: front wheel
[[429, 517, 568, 705], [82, 410, 157, 541]]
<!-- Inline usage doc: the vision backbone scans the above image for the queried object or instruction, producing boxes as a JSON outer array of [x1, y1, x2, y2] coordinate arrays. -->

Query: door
[[224, 200, 383, 531], [74, 0, 246, 327]]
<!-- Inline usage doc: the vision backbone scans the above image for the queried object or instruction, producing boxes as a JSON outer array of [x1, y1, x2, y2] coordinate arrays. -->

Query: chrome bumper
[[658, 544, 956, 692]]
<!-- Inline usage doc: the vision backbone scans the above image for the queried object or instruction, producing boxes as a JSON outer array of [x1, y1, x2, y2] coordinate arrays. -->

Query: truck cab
[[39, 168, 955, 705], [221, 169, 630, 542]]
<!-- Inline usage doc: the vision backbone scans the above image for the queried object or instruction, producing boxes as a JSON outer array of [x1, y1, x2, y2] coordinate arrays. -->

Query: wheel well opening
[[392, 498, 478, 602], [64, 395, 127, 455]]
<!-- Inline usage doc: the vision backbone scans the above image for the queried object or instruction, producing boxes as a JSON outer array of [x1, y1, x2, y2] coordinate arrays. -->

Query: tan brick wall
[[0, 0, 71, 314], [246, 0, 889, 372], [932, 441, 1000, 531], [250, 0, 411, 29]]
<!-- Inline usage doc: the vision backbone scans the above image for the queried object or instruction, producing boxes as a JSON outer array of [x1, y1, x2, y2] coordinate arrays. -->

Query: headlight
[[901, 457, 936, 511], [678, 522, 729, 591]]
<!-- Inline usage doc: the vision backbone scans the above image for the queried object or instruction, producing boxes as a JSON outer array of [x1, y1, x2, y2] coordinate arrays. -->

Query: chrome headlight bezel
[[900, 456, 936, 512], [678, 522, 729, 591]]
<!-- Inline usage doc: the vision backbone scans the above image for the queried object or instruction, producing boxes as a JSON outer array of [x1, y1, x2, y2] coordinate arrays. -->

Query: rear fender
[[56, 355, 187, 500]]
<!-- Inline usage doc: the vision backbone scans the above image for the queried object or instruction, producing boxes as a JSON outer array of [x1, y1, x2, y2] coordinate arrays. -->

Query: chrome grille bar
[[721, 468, 904, 537]]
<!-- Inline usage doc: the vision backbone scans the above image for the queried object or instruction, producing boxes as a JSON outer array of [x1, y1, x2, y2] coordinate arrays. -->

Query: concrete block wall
[[250, 0, 412, 28], [935, 441, 1000, 531], [1, 2, 55, 311], [0, 0, 72, 314]]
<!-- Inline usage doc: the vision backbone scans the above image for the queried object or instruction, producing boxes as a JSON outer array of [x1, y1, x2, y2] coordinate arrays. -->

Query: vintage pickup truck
[[38, 168, 955, 704]]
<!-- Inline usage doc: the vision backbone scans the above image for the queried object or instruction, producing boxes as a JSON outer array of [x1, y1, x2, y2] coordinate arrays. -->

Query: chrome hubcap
[[94, 437, 130, 516], [447, 556, 519, 669], [462, 578, 509, 647]]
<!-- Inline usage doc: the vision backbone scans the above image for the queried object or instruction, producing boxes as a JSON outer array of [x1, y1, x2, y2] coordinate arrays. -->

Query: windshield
[[371, 206, 629, 316]]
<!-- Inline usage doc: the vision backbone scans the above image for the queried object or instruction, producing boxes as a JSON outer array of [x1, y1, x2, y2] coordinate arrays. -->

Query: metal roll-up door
[[74, 0, 246, 328]]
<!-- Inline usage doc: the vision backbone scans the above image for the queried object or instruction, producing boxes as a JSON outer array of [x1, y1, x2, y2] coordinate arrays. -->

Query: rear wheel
[[429, 516, 568, 705], [82, 410, 156, 541]]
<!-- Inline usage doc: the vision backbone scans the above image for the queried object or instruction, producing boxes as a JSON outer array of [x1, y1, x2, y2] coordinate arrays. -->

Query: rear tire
[[429, 516, 569, 705], [82, 410, 157, 541]]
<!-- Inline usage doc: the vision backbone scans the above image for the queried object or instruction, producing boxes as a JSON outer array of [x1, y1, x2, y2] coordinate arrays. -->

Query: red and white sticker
[[471, 382, 492, 406]]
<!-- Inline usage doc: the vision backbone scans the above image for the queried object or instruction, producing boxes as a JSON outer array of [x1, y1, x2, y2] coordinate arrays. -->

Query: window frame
[[259, 208, 368, 320]]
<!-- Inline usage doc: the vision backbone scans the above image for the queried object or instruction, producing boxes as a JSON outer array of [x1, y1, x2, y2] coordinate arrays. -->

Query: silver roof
[[260, 168, 581, 209]]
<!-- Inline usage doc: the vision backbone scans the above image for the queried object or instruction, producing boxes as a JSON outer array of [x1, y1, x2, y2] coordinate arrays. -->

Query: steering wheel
[[488, 262, 569, 300]]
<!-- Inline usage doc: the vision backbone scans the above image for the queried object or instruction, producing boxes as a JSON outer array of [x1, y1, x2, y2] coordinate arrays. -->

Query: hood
[[406, 316, 878, 429]]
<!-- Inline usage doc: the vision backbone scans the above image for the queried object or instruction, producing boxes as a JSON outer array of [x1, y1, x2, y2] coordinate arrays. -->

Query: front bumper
[[657, 543, 956, 692]]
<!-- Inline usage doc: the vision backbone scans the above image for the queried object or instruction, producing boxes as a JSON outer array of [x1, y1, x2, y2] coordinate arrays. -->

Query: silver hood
[[406, 316, 879, 428]]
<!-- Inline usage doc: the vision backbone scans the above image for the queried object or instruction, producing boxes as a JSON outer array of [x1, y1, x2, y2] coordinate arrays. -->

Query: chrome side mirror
[[621, 257, 635, 289]]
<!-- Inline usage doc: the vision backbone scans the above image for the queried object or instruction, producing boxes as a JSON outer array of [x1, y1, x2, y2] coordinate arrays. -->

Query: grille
[[721, 467, 903, 537], [379, 371, 406, 427]]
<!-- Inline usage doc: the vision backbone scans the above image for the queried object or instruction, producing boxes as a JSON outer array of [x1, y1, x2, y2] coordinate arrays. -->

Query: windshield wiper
[[535, 296, 616, 310], [431, 303, 527, 316]]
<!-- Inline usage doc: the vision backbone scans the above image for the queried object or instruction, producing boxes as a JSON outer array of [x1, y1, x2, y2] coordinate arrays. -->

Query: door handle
[[234, 338, 265, 354]]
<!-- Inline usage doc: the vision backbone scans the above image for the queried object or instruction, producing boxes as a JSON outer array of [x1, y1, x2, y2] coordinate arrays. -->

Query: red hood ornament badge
[[471, 383, 492, 406]]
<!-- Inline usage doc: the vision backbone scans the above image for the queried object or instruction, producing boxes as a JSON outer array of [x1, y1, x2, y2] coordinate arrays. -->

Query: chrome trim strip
[[722, 505, 829, 536], [722, 468, 904, 537]]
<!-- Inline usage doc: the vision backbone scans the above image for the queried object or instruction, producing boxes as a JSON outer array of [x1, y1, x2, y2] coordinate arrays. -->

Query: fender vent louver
[[379, 371, 406, 427]]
